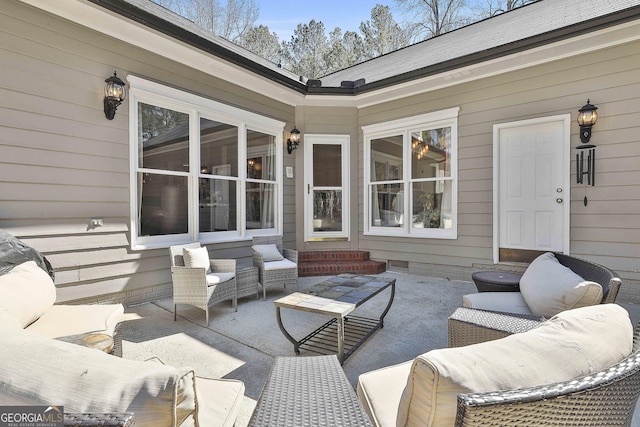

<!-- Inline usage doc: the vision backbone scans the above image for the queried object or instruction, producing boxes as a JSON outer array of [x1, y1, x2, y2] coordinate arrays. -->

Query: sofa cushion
[[0, 324, 198, 427], [206, 272, 235, 286], [252, 244, 284, 262], [520, 252, 602, 318], [183, 247, 211, 273], [357, 361, 412, 427], [0, 261, 56, 328], [195, 376, 245, 427], [263, 259, 297, 270], [392, 304, 633, 427], [25, 303, 124, 339], [462, 291, 533, 316]]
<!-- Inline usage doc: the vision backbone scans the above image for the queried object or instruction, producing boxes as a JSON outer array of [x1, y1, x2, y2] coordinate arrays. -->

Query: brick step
[[298, 251, 386, 277]]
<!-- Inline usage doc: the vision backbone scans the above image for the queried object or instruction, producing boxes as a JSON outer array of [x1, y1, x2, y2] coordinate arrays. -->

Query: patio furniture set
[[2, 230, 639, 427]]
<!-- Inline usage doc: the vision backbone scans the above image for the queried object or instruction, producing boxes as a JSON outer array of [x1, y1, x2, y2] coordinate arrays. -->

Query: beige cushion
[[263, 259, 297, 270], [206, 272, 235, 286], [0, 324, 198, 427], [357, 361, 412, 427], [393, 304, 632, 427], [183, 247, 211, 273], [0, 261, 56, 328], [462, 292, 533, 316], [195, 376, 245, 427], [520, 252, 602, 317], [253, 244, 284, 262], [25, 303, 124, 339]]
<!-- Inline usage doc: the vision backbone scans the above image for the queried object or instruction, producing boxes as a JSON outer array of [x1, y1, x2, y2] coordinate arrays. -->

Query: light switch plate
[[285, 166, 294, 178]]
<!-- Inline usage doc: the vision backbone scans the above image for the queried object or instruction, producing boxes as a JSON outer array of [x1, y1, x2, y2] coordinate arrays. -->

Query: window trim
[[362, 108, 459, 239], [127, 75, 285, 250]]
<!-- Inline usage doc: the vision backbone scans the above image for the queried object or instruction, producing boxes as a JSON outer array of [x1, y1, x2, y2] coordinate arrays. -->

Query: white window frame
[[363, 107, 459, 239], [127, 75, 285, 250]]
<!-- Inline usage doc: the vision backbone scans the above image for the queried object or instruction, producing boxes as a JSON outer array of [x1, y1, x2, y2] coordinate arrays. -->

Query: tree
[[394, 0, 468, 41], [360, 4, 410, 57], [238, 25, 282, 64], [471, 0, 535, 18], [323, 29, 368, 74], [282, 20, 330, 79], [152, 0, 259, 42]]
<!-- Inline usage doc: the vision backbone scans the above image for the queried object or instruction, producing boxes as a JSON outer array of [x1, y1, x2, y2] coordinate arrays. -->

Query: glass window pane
[[138, 103, 189, 172], [371, 183, 403, 227], [201, 118, 238, 177], [371, 135, 403, 183], [138, 173, 188, 236], [246, 182, 275, 229], [199, 178, 237, 232], [247, 130, 276, 181], [411, 127, 451, 179], [313, 145, 342, 187], [313, 190, 342, 231], [411, 180, 452, 229]]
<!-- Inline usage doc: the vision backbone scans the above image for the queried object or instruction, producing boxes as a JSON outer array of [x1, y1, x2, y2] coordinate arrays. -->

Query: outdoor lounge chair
[[169, 242, 236, 326], [252, 235, 298, 300], [463, 252, 621, 319]]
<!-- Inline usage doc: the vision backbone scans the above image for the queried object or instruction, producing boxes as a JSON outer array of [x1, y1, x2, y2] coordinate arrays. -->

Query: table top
[[274, 274, 395, 317]]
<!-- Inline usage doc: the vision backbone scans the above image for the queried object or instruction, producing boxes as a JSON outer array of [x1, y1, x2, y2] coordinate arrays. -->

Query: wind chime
[[576, 100, 598, 206]]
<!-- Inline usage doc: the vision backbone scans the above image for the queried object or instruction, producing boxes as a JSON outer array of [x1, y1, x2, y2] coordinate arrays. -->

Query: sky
[[255, 1, 401, 41]]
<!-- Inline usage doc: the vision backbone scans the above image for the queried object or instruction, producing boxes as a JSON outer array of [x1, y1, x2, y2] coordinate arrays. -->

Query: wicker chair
[[449, 313, 640, 427], [252, 235, 298, 300], [169, 243, 237, 326]]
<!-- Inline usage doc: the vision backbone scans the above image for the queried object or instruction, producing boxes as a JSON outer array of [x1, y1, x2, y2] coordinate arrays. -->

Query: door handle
[[556, 198, 563, 203], [308, 184, 311, 194]]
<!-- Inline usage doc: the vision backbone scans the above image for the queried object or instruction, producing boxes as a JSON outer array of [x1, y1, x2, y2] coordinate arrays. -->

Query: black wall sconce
[[287, 127, 301, 154], [104, 71, 126, 120], [576, 100, 598, 205]]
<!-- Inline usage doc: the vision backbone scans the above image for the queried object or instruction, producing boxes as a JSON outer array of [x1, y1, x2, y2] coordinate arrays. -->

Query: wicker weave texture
[[249, 355, 372, 427], [454, 327, 640, 427], [237, 265, 259, 299], [555, 252, 622, 304], [64, 413, 134, 426], [169, 243, 237, 325], [252, 235, 298, 300]]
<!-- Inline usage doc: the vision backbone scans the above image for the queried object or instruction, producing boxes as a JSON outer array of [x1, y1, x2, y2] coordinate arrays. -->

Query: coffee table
[[274, 274, 395, 364]]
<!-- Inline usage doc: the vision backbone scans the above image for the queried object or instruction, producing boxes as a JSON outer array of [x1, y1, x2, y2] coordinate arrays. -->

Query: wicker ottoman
[[249, 355, 372, 427], [471, 270, 523, 292], [237, 265, 259, 299]]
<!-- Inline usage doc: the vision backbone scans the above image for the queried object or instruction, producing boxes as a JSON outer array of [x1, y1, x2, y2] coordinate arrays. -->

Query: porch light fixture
[[104, 71, 126, 120], [287, 127, 301, 154], [576, 100, 598, 205]]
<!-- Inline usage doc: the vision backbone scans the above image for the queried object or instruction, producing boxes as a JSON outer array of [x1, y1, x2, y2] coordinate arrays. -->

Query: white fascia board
[[19, 0, 305, 107], [303, 19, 640, 109]]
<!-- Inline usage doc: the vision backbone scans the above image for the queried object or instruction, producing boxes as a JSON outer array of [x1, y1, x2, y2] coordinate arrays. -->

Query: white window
[[128, 76, 285, 249], [363, 108, 459, 239]]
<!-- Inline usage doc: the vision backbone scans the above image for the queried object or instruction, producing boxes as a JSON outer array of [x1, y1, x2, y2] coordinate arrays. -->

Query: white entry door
[[493, 115, 570, 263], [304, 134, 350, 241]]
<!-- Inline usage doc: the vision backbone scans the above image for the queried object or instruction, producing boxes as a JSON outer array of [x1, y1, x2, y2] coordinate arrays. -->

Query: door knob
[[556, 198, 563, 203]]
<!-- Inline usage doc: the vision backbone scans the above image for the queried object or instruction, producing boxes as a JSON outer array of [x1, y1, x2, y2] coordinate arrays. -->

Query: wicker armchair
[[169, 243, 237, 326], [252, 235, 298, 300], [450, 312, 640, 427]]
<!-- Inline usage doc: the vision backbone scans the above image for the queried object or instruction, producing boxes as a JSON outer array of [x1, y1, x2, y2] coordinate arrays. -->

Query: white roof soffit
[[19, 0, 640, 110], [309, 18, 640, 109], [18, 0, 306, 107]]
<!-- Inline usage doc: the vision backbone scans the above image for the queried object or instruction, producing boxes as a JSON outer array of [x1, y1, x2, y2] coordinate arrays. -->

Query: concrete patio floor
[[118, 272, 640, 427]]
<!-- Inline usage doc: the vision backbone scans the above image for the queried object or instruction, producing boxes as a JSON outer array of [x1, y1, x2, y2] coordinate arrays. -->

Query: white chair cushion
[[357, 361, 412, 427], [195, 376, 245, 427], [0, 261, 56, 328], [263, 259, 297, 270], [206, 272, 235, 286], [253, 244, 284, 262], [520, 252, 602, 318], [183, 247, 211, 274], [26, 303, 124, 339], [394, 304, 632, 427], [0, 324, 198, 427], [462, 292, 533, 316]]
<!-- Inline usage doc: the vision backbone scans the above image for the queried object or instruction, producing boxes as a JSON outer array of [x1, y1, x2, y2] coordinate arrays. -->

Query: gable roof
[[319, 0, 640, 91]]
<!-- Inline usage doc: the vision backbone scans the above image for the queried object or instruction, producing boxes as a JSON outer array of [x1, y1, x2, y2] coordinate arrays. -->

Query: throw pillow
[[183, 247, 211, 273], [252, 244, 284, 262], [520, 252, 602, 318], [396, 303, 633, 427], [0, 261, 56, 328]]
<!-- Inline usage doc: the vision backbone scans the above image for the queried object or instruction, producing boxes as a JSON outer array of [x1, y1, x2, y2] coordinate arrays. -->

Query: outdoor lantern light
[[287, 127, 301, 154], [104, 71, 126, 120], [576, 100, 598, 205]]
